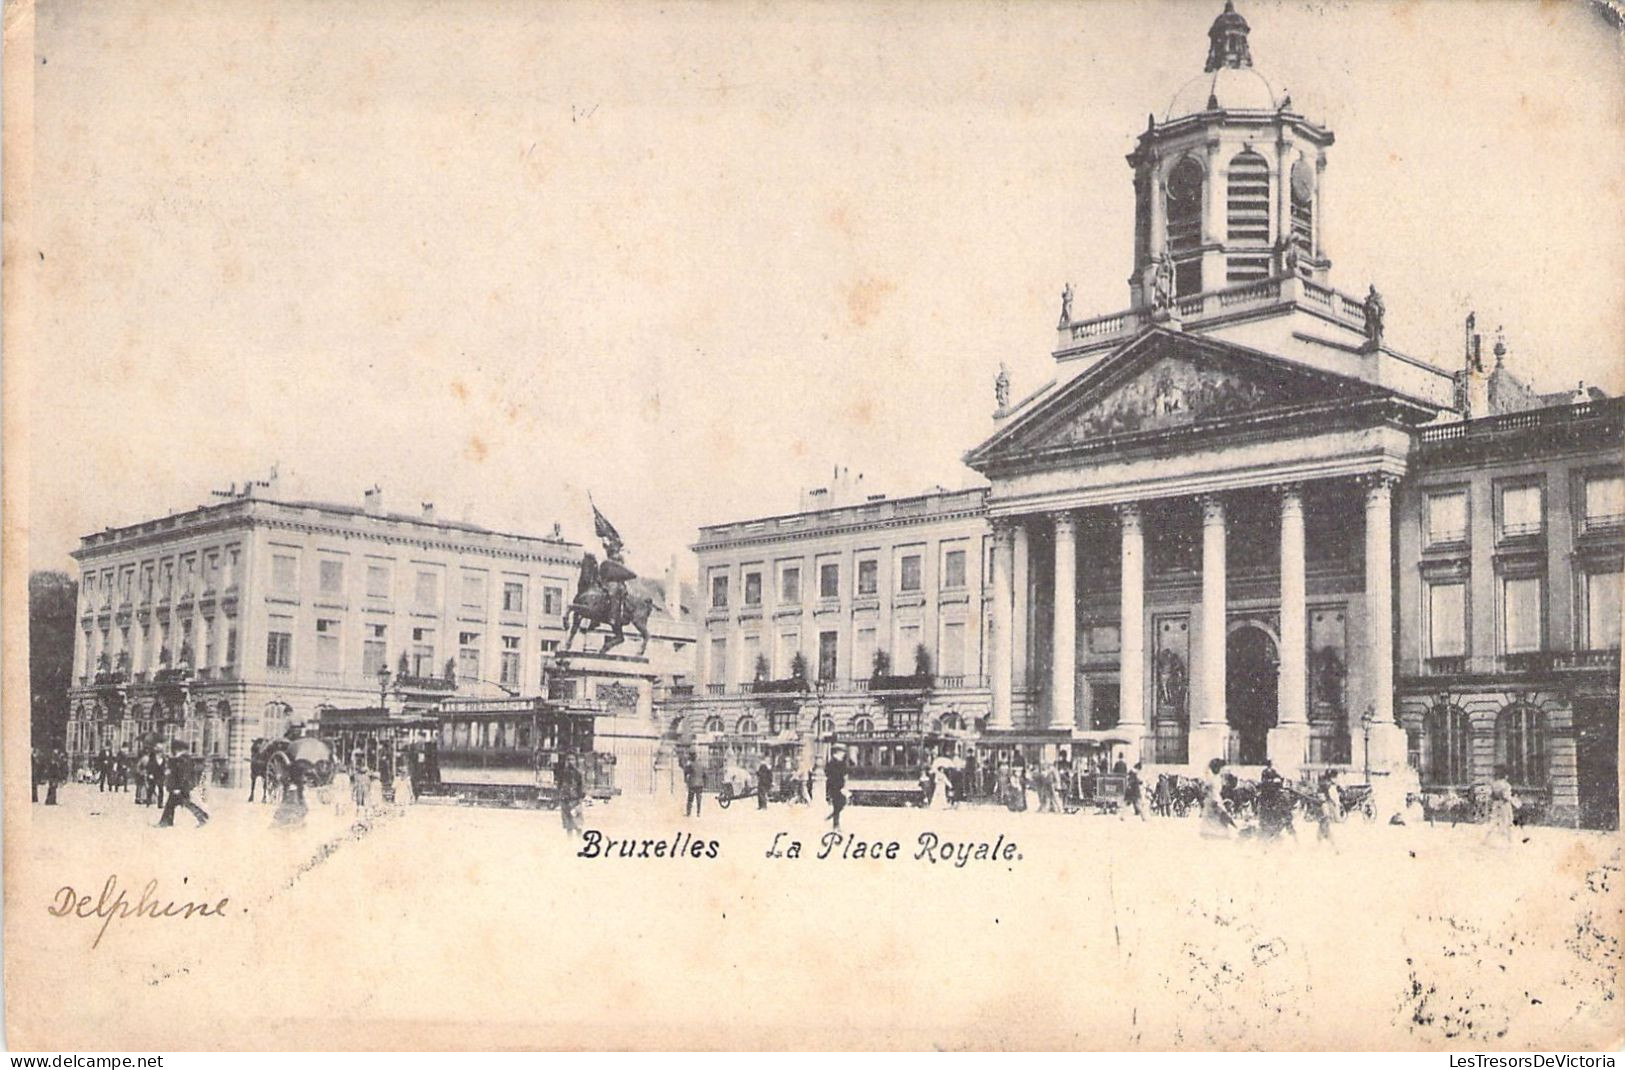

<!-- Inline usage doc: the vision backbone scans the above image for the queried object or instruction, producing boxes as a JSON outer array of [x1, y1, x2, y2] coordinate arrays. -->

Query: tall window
[[502, 581, 525, 613], [202, 618, 216, 668], [1500, 484, 1543, 539], [223, 547, 240, 589], [461, 571, 486, 610], [743, 571, 763, 607], [272, 553, 298, 596], [897, 621, 923, 663], [819, 562, 840, 599], [1586, 568, 1623, 650], [708, 637, 728, 684], [543, 585, 564, 617], [1501, 575, 1542, 654], [818, 631, 838, 682], [500, 635, 521, 688], [366, 563, 392, 599], [1225, 151, 1270, 262], [856, 559, 878, 596], [315, 618, 340, 674], [202, 552, 220, 592], [780, 565, 801, 605], [1583, 474, 1624, 533], [1496, 704, 1546, 790], [940, 620, 966, 677], [140, 563, 154, 603], [266, 626, 292, 671], [710, 572, 729, 609], [777, 631, 800, 678], [1165, 157, 1204, 296], [898, 554, 922, 592], [1427, 582, 1466, 659], [1427, 491, 1468, 546], [942, 549, 967, 590], [415, 570, 440, 611], [1289, 158, 1315, 261], [458, 632, 481, 681], [411, 628, 436, 676], [319, 558, 345, 597], [224, 622, 238, 668], [1424, 702, 1471, 786], [855, 626, 877, 679], [362, 624, 387, 677]]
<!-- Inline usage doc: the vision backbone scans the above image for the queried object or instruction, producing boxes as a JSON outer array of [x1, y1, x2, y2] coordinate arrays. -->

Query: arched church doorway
[[1226, 625, 1279, 765]]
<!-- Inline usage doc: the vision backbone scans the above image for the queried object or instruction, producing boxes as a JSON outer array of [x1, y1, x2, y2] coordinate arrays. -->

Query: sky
[[25, 0, 1625, 582]]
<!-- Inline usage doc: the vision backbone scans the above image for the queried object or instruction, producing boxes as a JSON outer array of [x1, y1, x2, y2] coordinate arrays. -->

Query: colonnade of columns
[[986, 473, 1403, 770]]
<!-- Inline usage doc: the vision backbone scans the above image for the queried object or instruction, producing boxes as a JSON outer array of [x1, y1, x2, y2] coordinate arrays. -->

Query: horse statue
[[564, 552, 655, 656]]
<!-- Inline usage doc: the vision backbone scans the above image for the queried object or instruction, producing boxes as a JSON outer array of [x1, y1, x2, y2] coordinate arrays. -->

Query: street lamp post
[[377, 665, 393, 713], [1360, 703, 1374, 782]]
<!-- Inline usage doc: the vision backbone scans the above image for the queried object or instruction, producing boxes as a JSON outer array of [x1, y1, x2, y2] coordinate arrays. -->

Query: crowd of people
[[32, 741, 212, 827]]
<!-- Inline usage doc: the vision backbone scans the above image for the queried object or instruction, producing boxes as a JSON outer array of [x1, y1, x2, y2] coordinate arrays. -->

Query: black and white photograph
[[4, 0, 1623, 1054]]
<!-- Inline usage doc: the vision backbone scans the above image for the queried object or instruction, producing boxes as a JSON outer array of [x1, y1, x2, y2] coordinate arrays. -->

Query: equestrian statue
[[563, 499, 655, 656]]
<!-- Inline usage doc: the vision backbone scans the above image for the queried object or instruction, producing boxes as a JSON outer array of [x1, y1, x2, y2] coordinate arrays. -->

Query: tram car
[[836, 727, 965, 807], [419, 697, 614, 807]]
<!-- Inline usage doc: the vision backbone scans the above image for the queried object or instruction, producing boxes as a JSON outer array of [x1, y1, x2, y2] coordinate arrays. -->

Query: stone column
[[1011, 522, 1030, 693], [1189, 494, 1231, 768], [1363, 474, 1406, 771], [1268, 483, 1309, 773], [1117, 504, 1146, 764], [989, 521, 1014, 730], [1050, 511, 1078, 730]]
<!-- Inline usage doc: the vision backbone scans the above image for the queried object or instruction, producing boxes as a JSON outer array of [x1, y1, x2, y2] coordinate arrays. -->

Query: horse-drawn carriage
[[249, 734, 338, 802]]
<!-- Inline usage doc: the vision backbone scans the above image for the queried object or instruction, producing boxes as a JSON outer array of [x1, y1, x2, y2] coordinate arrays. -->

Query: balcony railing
[[1420, 398, 1625, 447], [1416, 650, 1620, 677]]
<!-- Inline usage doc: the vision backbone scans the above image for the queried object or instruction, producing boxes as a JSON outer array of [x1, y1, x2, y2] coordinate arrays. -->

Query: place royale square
[[36, 3, 1623, 855]]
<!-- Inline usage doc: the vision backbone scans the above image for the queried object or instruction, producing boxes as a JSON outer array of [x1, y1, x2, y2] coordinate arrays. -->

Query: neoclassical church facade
[[680, 3, 1622, 827]]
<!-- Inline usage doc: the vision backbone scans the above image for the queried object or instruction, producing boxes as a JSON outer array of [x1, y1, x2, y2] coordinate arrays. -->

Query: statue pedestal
[[550, 652, 667, 797], [1150, 309, 1183, 330]]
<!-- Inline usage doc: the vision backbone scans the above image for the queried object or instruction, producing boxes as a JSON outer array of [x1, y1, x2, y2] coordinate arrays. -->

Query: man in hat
[[157, 741, 209, 828], [824, 745, 851, 830]]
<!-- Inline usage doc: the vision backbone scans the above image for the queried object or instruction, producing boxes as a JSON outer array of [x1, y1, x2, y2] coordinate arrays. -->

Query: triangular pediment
[[967, 328, 1401, 470]]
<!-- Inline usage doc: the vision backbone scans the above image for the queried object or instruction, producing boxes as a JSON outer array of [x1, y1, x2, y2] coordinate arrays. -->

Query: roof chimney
[[421, 501, 437, 521], [363, 485, 383, 516]]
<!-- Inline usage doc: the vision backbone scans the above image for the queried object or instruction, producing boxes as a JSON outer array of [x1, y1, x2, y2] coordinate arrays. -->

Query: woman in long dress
[[1484, 767, 1518, 846], [1199, 758, 1234, 838]]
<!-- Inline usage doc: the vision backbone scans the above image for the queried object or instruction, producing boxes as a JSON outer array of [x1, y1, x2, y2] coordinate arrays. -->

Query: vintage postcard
[[4, 0, 1623, 1053]]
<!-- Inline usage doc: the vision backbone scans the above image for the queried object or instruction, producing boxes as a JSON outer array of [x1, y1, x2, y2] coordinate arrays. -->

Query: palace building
[[65, 476, 697, 787], [675, 3, 1622, 827]]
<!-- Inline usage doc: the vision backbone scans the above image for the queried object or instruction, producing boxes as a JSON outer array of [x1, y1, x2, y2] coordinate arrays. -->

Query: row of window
[[1424, 567, 1622, 661], [264, 615, 559, 688], [1419, 703, 1547, 790], [268, 548, 567, 618], [709, 546, 972, 611], [1424, 473, 1623, 548], [707, 616, 978, 686], [83, 545, 243, 612], [82, 613, 237, 677]]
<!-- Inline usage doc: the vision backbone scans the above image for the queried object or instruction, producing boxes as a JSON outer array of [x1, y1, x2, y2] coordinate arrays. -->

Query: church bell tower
[[1125, 2, 1336, 311]]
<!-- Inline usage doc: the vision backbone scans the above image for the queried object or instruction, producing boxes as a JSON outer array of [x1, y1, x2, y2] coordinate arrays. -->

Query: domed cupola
[[1124, 2, 1335, 311]]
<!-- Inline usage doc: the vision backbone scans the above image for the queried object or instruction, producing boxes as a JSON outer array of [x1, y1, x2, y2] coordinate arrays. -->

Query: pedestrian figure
[[1484, 766, 1519, 847], [394, 762, 414, 806], [1199, 758, 1234, 838], [352, 759, 370, 819], [97, 750, 112, 793], [1124, 761, 1147, 821], [824, 746, 850, 830], [45, 749, 66, 806], [157, 741, 209, 828], [683, 757, 704, 816], [1316, 770, 1343, 846], [756, 759, 771, 810], [557, 756, 585, 838]]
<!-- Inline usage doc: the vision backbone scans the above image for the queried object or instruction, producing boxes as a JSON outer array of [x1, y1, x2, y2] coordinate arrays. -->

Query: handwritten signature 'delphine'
[[48, 876, 233, 949]]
